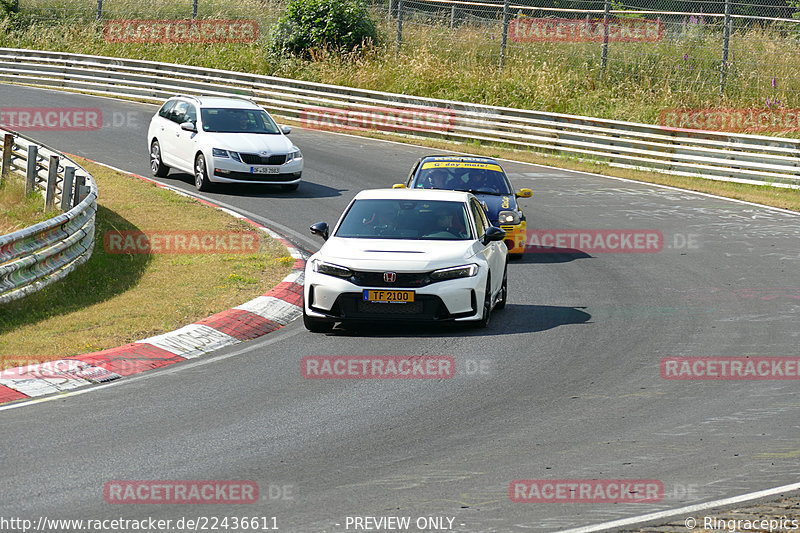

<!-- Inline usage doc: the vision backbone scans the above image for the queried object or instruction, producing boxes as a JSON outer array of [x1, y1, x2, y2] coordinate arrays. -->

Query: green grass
[[2, 4, 799, 129], [0, 158, 293, 361], [0, 173, 50, 234]]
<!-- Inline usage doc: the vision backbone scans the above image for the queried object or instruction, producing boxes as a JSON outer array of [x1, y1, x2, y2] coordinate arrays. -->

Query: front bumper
[[304, 268, 486, 323], [211, 157, 303, 184], [500, 219, 527, 254]]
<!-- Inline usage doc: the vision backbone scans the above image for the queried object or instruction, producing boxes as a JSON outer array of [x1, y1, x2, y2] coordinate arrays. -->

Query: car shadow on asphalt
[[167, 172, 345, 199], [515, 247, 593, 264], [327, 304, 591, 338]]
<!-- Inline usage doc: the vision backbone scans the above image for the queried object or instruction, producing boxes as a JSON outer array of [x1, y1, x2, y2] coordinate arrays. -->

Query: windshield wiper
[[466, 189, 504, 195]]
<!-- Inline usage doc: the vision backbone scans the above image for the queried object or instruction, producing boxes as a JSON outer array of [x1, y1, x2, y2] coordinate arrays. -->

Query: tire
[[495, 264, 508, 310], [150, 140, 169, 178], [281, 182, 299, 191], [303, 306, 333, 333], [194, 153, 212, 192], [475, 275, 492, 328]]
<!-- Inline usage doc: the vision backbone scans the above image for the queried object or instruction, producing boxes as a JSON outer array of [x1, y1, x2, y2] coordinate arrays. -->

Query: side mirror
[[180, 121, 197, 133], [481, 226, 506, 246], [310, 221, 329, 240], [281, 125, 292, 135], [516, 188, 533, 199], [392, 183, 406, 189]]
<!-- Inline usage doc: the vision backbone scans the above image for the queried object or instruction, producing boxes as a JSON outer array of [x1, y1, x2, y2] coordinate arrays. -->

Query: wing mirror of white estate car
[[281, 126, 292, 135], [180, 121, 197, 133]]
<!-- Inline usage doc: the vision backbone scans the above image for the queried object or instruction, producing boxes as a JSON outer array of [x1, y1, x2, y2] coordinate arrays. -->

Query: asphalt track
[[1, 84, 799, 532]]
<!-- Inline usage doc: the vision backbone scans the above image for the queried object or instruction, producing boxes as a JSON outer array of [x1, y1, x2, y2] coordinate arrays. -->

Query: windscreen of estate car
[[201, 108, 281, 134]]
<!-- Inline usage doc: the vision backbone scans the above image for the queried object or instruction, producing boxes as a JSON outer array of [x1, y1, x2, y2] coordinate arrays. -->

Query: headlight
[[312, 259, 352, 279], [286, 147, 302, 162], [212, 148, 242, 162], [498, 210, 520, 225], [430, 263, 478, 281]]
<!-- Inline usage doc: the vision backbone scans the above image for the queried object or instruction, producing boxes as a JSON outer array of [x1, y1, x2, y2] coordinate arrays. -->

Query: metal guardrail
[[0, 127, 97, 304], [0, 47, 798, 188]]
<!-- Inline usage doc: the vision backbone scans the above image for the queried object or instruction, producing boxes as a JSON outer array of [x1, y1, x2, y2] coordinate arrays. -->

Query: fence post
[[395, 0, 404, 56], [600, 0, 611, 76], [96, 0, 102, 20], [450, 4, 455, 29], [25, 145, 37, 196], [192, 0, 198, 20], [720, 0, 732, 95], [1, 133, 12, 183], [500, 0, 510, 68], [73, 174, 87, 205], [45, 155, 59, 211], [61, 167, 76, 212]]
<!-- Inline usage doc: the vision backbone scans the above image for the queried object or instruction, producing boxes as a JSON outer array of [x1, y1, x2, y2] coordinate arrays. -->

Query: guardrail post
[[73, 174, 87, 206], [601, 0, 611, 76], [45, 155, 59, 211], [395, 0, 404, 56], [61, 167, 76, 212], [1, 134, 13, 183], [500, 0, 510, 68], [720, 0, 732, 95], [25, 145, 38, 196], [96, 0, 102, 20]]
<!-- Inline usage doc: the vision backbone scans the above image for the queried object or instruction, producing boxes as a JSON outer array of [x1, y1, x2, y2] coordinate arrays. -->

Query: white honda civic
[[303, 188, 508, 332]]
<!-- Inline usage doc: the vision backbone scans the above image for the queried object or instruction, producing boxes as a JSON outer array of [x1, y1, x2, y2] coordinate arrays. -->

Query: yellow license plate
[[363, 290, 415, 303]]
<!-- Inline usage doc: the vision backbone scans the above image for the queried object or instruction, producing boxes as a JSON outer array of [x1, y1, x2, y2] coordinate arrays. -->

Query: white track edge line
[[558, 481, 800, 533]]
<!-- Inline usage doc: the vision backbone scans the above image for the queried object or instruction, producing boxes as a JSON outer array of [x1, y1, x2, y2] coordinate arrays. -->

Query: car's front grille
[[240, 153, 287, 165], [357, 300, 424, 314], [349, 270, 432, 288]]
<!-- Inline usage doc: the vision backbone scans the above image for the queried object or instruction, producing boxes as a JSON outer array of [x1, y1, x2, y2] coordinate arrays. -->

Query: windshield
[[414, 161, 512, 195], [334, 199, 473, 240], [200, 108, 281, 134]]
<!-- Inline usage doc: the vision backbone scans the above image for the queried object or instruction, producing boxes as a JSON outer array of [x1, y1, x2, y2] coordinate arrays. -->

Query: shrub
[[0, 0, 18, 18], [269, 0, 378, 58]]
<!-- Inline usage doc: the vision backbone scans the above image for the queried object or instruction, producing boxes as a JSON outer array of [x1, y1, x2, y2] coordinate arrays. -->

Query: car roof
[[354, 188, 473, 202], [168, 95, 261, 110], [419, 154, 501, 166]]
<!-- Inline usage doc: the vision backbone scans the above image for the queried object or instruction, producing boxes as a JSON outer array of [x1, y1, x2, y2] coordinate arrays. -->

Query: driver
[[427, 169, 450, 189]]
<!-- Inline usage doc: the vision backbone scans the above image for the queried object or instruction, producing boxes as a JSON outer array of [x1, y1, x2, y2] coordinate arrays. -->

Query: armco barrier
[[0, 48, 798, 188], [0, 127, 97, 304]]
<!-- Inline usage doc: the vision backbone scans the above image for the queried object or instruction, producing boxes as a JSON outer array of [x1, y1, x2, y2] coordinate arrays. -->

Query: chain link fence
[[389, 0, 800, 100], [7, 0, 800, 113]]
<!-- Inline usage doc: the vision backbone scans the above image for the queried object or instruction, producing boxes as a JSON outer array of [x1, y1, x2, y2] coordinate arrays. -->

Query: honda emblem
[[383, 272, 397, 283]]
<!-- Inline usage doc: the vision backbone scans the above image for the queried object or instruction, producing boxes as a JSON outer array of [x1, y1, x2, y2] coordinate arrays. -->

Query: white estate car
[[147, 95, 303, 191], [303, 188, 508, 332]]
